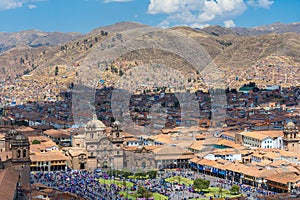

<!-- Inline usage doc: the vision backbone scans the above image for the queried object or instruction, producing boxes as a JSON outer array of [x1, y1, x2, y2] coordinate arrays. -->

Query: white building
[[238, 131, 283, 149], [204, 149, 242, 162]]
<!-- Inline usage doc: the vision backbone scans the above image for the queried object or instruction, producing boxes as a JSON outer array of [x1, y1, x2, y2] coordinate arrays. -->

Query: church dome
[[15, 134, 26, 140], [286, 121, 296, 128], [85, 114, 106, 129], [112, 120, 121, 127], [137, 145, 143, 152]]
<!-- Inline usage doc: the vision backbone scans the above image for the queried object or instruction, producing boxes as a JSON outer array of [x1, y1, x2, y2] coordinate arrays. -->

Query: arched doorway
[[103, 161, 108, 168], [80, 163, 85, 170], [142, 162, 146, 169]]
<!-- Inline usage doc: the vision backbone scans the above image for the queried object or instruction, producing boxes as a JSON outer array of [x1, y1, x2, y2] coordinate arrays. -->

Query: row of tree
[[193, 178, 240, 195], [106, 169, 157, 179]]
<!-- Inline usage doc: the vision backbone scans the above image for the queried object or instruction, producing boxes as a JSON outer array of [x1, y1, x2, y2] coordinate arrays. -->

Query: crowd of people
[[214, 178, 278, 197], [31, 170, 122, 199], [31, 169, 202, 200], [31, 168, 277, 200]]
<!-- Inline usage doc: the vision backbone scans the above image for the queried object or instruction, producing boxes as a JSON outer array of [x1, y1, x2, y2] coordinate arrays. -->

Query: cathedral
[[72, 115, 157, 171], [73, 115, 125, 170]]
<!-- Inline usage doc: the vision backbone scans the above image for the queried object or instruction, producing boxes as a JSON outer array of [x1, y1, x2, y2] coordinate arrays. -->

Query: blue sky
[[0, 0, 299, 33]]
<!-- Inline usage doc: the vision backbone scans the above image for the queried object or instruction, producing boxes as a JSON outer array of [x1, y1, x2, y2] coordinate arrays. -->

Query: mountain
[[0, 30, 107, 79], [200, 22, 300, 36], [89, 22, 148, 35], [0, 30, 82, 53], [201, 25, 237, 36], [0, 22, 299, 89], [231, 22, 300, 36]]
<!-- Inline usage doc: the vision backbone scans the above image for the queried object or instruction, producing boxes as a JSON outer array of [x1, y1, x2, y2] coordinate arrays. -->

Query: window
[[23, 149, 26, 157], [17, 150, 21, 158], [142, 162, 146, 168]]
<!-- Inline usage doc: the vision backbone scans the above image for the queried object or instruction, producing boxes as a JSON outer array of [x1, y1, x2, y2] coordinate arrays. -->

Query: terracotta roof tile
[[0, 169, 19, 200]]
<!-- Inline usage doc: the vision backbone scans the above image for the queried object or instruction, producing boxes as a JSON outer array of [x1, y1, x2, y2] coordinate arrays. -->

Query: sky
[[0, 0, 299, 33]]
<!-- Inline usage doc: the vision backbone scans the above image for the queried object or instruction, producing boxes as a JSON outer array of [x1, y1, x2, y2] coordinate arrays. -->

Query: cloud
[[28, 4, 37, 9], [148, 0, 274, 28], [224, 19, 236, 27], [103, 0, 133, 3], [0, 0, 23, 11], [247, 0, 274, 9], [0, 0, 43, 11]]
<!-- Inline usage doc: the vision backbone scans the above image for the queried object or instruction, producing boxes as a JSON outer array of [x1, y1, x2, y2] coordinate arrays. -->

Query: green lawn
[[165, 176, 193, 185], [119, 191, 168, 200], [197, 187, 242, 199], [96, 178, 134, 188]]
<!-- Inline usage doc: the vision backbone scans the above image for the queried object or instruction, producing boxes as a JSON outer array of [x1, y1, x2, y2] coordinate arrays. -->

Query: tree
[[123, 179, 128, 199], [55, 66, 59, 76], [147, 170, 157, 179], [225, 87, 230, 93], [231, 88, 237, 93], [137, 186, 153, 199], [193, 178, 210, 192], [177, 176, 181, 183], [218, 186, 223, 197], [20, 57, 25, 65], [230, 184, 240, 195], [32, 140, 41, 144], [119, 69, 124, 76]]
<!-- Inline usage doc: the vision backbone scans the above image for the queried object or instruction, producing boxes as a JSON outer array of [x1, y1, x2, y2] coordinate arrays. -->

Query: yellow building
[[28, 136, 69, 171]]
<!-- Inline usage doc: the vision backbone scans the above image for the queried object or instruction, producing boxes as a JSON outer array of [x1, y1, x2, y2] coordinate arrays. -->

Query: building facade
[[0, 129, 30, 187], [283, 121, 300, 153], [84, 115, 124, 170]]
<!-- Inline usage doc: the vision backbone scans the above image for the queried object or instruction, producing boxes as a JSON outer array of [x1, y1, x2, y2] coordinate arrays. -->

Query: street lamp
[[110, 161, 114, 199]]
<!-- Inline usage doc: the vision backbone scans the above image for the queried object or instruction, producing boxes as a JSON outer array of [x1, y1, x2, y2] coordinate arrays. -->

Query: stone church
[[72, 115, 157, 171], [81, 115, 124, 170], [283, 121, 300, 153], [0, 129, 30, 186]]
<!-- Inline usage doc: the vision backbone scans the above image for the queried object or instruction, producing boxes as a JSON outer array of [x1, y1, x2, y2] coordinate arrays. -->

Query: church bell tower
[[11, 132, 31, 186], [283, 121, 300, 153]]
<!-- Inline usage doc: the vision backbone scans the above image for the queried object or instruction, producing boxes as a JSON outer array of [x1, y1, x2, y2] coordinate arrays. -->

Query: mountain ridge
[[202, 22, 300, 36], [0, 21, 299, 89]]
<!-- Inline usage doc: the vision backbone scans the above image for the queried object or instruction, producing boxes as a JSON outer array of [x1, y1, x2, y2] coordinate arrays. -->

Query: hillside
[[201, 22, 300, 36], [231, 22, 300, 36], [0, 30, 82, 54], [0, 22, 299, 90]]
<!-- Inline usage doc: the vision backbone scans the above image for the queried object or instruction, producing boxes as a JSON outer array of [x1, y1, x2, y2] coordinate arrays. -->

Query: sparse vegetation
[[55, 66, 59, 76], [216, 39, 233, 47]]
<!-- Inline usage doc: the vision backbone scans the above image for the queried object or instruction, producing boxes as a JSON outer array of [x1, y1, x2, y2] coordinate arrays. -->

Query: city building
[[283, 121, 300, 153], [81, 115, 124, 170], [0, 169, 19, 200], [28, 136, 69, 171], [0, 129, 31, 187], [235, 130, 283, 149]]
